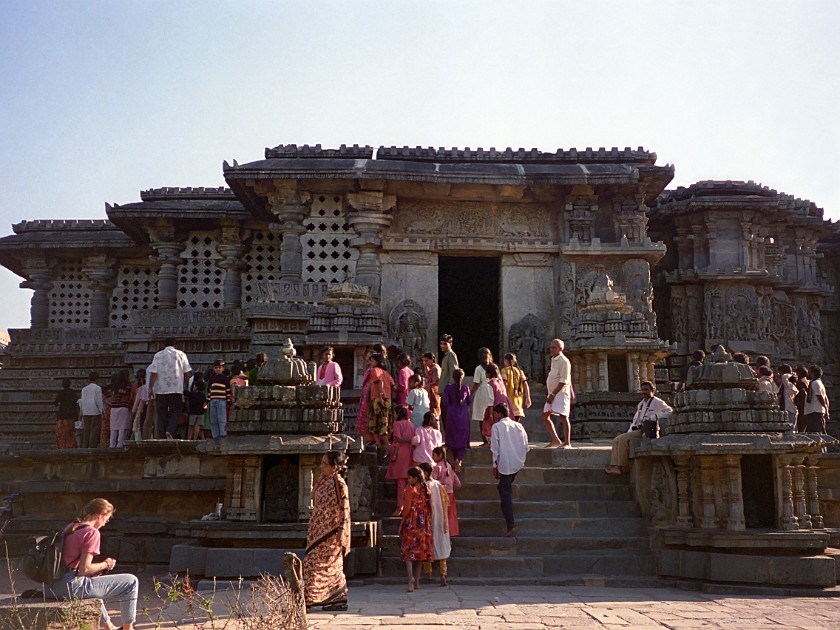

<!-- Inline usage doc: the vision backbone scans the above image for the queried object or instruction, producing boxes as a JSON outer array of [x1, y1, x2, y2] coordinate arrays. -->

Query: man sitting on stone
[[605, 381, 671, 476]]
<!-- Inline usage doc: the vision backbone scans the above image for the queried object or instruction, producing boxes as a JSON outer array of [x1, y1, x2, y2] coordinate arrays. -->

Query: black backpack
[[21, 524, 87, 586]]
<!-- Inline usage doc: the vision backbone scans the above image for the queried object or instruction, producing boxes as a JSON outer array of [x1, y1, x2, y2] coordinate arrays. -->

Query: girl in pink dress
[[386, 405, 414, 517], [395, 353, 413, 407], [481, 362, 512, 440], [412, 412, 443, 465], [432, 446, 460, 537]]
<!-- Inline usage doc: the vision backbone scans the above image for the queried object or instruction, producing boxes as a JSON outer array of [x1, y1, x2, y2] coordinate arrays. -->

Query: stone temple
[[0, 144, 839, 586], [0, 144, 836, 442]]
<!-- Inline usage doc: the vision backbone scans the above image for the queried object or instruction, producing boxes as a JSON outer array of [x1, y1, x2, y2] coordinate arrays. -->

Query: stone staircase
[[376, 442, 657, 581]]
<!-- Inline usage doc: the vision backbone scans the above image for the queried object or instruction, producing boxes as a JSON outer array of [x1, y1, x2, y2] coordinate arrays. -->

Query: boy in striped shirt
[[208, 359, 232, 438]]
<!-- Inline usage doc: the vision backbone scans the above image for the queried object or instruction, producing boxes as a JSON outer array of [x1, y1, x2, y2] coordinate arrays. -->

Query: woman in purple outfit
[[441, 368, 472, 474]]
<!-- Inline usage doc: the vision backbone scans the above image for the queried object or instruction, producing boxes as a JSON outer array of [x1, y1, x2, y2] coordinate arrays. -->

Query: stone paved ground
[[305, 583, 840, 630], [5, 570, 840, 628]]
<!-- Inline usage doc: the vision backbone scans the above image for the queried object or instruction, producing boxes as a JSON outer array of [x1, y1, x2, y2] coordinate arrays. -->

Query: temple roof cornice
[[224, 144, 674, 215]]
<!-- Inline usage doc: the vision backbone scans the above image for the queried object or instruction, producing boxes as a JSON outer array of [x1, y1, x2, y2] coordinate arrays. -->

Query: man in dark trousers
[[490, 402, 529, 538], [148, 337, 192, 438]]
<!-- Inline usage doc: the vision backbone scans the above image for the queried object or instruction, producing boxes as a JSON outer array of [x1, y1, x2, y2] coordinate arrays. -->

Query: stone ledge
[[659, 527, 830, 551], [0, 596, 101, 629]]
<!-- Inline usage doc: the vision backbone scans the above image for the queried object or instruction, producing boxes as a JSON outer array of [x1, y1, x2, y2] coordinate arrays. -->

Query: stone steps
[[376, 443, 654, 581], [380, 516, 648, 537]]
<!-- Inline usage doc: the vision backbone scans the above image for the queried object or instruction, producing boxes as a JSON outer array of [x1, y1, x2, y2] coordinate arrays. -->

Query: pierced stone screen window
[[302, 195, 355, 283], [49, 263, 90, 328], [178, 232, 223, 310], [242, 229, 282, 306], [110, 264, 159, 327]]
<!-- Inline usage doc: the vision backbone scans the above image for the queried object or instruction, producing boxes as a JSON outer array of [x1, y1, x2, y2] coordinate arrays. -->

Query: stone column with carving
[[20, 258, 54, 329], [83, 256, 116, 328], [596, 352, 609, 392], [149, 225, 183, 310], [722, 455, 745, 530], [627, 353, 641, 392], [805, 456, 824, 529], [218, 222, 248, 309], [584, 354, 594, 393], [269, 190, 310, 282], [779, 457, 799, 531], [347, 191, 395, 298], [225, 455, 262, 522], [698, 457, 718, 529], [791, 455, 811, 530], [674, 455, 693, 527]]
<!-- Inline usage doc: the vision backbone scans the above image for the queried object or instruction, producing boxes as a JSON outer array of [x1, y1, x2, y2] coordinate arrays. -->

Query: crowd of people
[[52, 338, 348, 448]]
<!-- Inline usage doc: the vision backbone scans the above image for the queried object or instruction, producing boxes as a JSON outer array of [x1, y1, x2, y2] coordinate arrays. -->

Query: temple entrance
[[438, 256, 500, 373]]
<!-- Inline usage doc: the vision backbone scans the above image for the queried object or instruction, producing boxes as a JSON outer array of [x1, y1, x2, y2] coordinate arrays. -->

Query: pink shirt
[[432, 459, 461, 494], [396, 367, 413, 406], [61, 522, 99, 570], [411, 425, 443, 464], [316, 361, 343, 388]]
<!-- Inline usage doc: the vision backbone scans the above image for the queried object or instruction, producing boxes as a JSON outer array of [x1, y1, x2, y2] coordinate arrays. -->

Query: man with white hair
[[542, 338, 572, 448]]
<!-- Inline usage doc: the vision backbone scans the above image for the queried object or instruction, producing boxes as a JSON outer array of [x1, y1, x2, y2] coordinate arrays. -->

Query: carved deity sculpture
[[389, 299, 428, 359], [509, 313, 547, 382]]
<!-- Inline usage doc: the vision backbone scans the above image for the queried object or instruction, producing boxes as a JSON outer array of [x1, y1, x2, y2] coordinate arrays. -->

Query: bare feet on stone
[[604, 465, 624, 475], [504, 527, 516, 537], [546, 441, 562, 448]]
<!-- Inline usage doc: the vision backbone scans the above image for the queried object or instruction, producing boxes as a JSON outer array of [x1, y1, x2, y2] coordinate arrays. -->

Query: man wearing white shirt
[[148, 337, 193, 438], [490, 402, 529, 538], [803, 365, 830, 434], [605, 381, 671, 476], [542, 338, 572, 449], [79, 371, 104, 448]]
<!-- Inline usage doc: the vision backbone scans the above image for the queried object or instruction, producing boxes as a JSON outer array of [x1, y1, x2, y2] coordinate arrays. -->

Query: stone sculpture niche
[[508, 313, 546, 383], [389, 299, 428, 360]]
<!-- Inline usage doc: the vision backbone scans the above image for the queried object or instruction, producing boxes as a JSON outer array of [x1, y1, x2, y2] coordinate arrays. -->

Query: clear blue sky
[[1, 0, 838, 330]]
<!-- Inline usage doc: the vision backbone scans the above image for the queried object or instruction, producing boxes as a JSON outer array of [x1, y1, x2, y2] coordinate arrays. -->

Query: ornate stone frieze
[[390, 200, 551, 239]]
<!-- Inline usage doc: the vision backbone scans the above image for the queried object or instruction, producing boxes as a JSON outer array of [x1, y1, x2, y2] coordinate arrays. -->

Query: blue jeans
[[210, 398, 227, 438], [497, 472, 518, 530], [48, 569, 138, 626]]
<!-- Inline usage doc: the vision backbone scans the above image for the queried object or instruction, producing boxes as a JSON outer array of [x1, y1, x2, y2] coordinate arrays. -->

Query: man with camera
[[604, 381, 671, 476]]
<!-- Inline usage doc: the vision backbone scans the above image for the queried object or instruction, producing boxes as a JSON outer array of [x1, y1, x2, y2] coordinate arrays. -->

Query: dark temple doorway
[[438, 256, 501, 375]]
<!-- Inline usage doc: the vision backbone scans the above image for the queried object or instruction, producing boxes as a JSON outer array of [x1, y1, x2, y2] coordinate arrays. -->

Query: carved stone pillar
[[628, 353, 640, 392], [596, 352, 608, 391], [20, 260, 53, 329], [779, 457, 799, 531], [149, 225, 183, 310], [805, 456, 824, 529], [647, 360, 656, 385], [674, 455, 693, 527], [269, 191, 310, 282], [298, 454, 319, 522], [83, 256, 116, 328], [722, 455, 745, 530], [698, 457, 718, 529], [217, 222, 249, 309], [347, 191, 395, 298], [225, 455, 262, 522], [584, 354, 595, 393], [791, 455, 811, 529]]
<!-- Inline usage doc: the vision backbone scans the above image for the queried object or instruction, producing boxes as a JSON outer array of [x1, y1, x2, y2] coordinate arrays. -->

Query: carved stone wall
[[178, 232, 223, 310], [110, 262, 158, 327], [48, 262, 91, 328], [241, 229, 283, 307], [302, 194, 355, 283]]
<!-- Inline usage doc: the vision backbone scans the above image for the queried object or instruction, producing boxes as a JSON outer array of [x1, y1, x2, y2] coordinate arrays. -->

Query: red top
[[61, 522, 98, 570], [369, 367, 394, 400]]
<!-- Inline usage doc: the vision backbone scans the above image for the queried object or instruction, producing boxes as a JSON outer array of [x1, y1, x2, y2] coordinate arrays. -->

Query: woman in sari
[[356, 348, 374, 439], [400, 466, 434, 592], [421, 352, 442, 416], [501, 353, 531, 421], [303, 450, 351, 611], [441, 368, 471, 474], [367, 353, 395, 449]]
